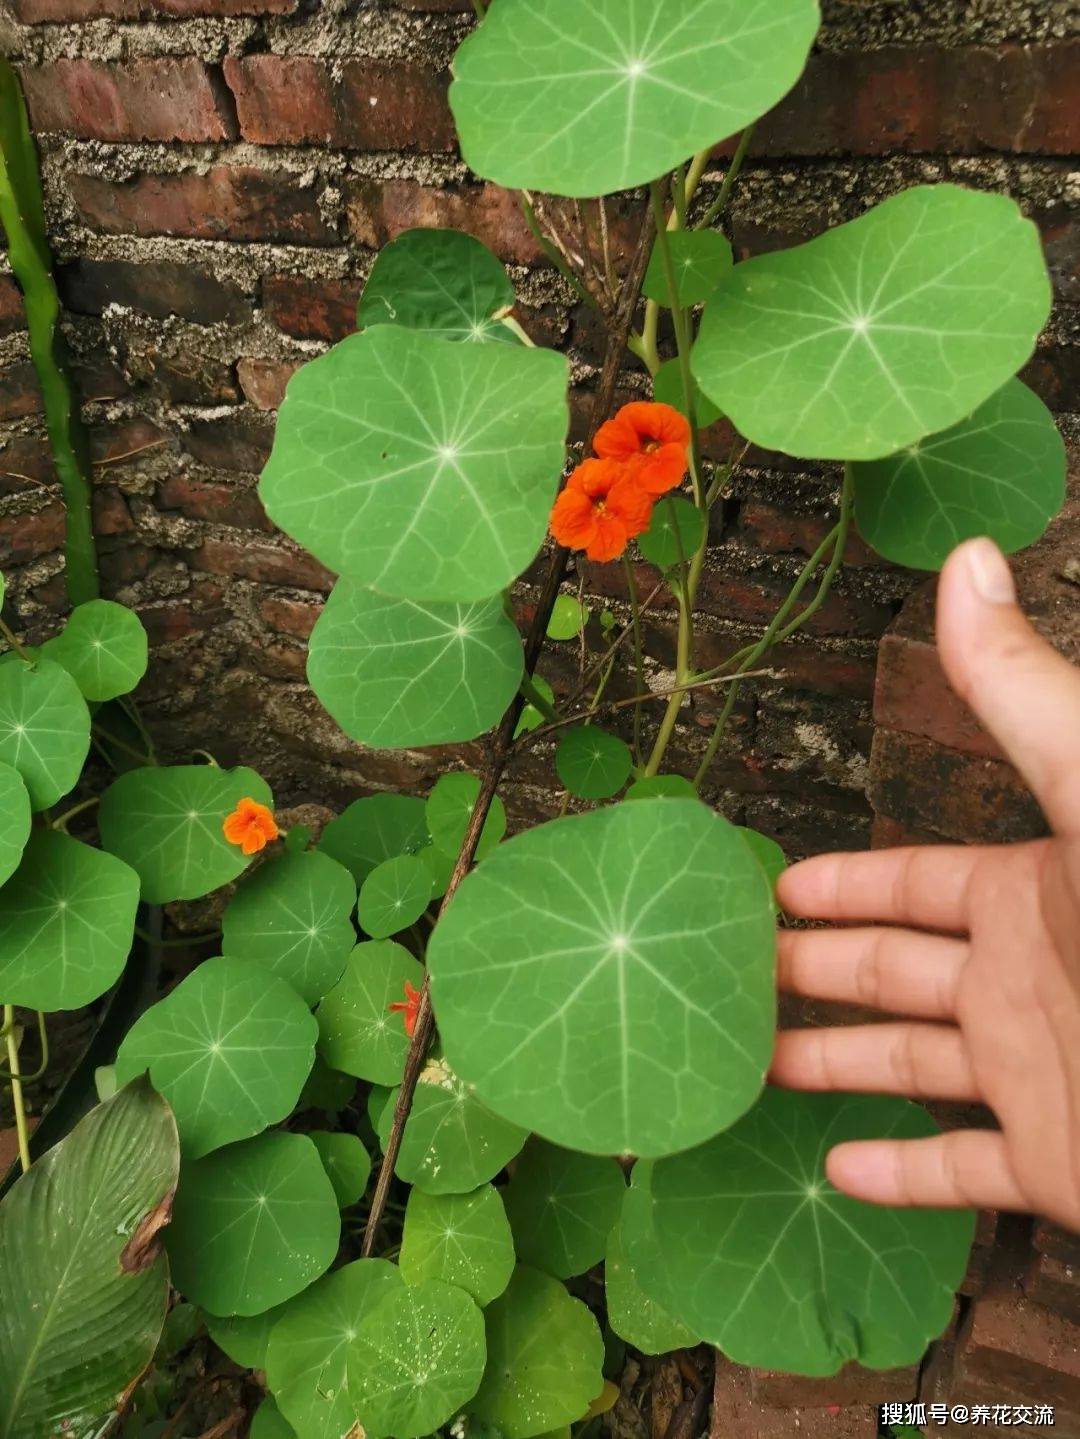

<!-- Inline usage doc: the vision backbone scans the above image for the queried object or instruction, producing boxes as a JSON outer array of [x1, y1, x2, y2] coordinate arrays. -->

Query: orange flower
[[222, 797, 279, 855], [389, 979, 423, 1038], [594, 401, 691, 496], [549, 458, 653, 563]]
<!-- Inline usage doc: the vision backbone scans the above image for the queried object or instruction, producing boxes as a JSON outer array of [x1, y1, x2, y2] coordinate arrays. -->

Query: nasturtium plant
[[623, 1089, 976, 1375], [249, 1399, 293, 1439], [358, 853, 435, 939], [638, 495, 707, 570], [98, 763, 273, 903], [0, 829, 139, 1009], [604, 1223, 698, 1355], [308, 582, 525, 749], [347, 1279, 487, 1439], [736, 826, 788, 895], [554, 725, 632, 800], [852, 377, 1066, 570], [502, 1138, 625, 1279], [318, 793, 429, 885], [644, 229, 733, 308], [652, 358, 721, 426], [426, 773, 506, 862], [310, 1132, 372, 1208], [167, 1132, 340, 1316], [0, 654, 89, 810], [0, 760, 31, 887], [39, 598, 148, 702], [449, 0, 820, 198], [221, 849, 357, 1005], [260, 326, 570, 602], [205, 1305, 286, 1371], [115, 957, 317, 1157], [317, 941, 425, 1084], [400, 1184, 515, 1306], [429, 800, 776, 1156], [625, 774, 698, 801], [693, 185, 1052, 460], [546, 595, 588, 641], [360, 227, 519, 345]]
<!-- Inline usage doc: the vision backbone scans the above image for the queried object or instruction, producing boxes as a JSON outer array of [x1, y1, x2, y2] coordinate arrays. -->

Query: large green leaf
[[377, 1057, 529, 1195], [449, 0, 819, 198], [0, 761, 30, 887], [266, 1259, 402, 1439], [167, 1131, 340, 1316], [502, 1138, 624, 1279], [622, 1089, 976, 1376], [470, 1267, 604, 1439], [348, 1279, 486, 1439], [317, 941, 425, 1085], [221, 850, 357, 1005], [318, 793, 428, 886], [310, 1132, 372, 1207], [0, 829, 139, 1010], [428, 799, 775, 1157], [260, 327, 569, 602], [604, 1222, 698, 1356], [99, 764, 274, 903], [40, 599, 148, 702], [115, 957, 317, 1158], [400, 1184, 515, 1306], [693, 184, 1052, 460], [852, 377, 1066, 570], [358, 854, 433, 939], [0, 655, 89, 810], [309, 581, 525, 749], [359, 228, 519, 345], [0, 1080, 179, 1439]]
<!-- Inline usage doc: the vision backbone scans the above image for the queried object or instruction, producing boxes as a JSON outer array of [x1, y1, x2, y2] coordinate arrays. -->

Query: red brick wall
[[0, 0, 1077, 857]]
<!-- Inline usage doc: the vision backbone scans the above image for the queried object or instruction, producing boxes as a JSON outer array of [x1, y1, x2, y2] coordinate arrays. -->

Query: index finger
[[776, 845, 980, 932]]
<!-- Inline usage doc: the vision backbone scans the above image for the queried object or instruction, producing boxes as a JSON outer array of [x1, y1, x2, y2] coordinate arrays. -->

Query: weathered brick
[[347, 179, 543, 265], [262, 274, 362, 343], [69, 167, 337, 246], [0, 277, 25, 338], [139, 350, 241, 407], [1034, 1221, 1080, 1268], [59, 258, 251, 327], [259, 594, 321, 640], [11, 0, 293, 16], [256, 641, 308, 681], [181, 416, 273, 474], [92, 486, 134, 537], [224, 56, 454, 150], [0, 362, 44, 422], [92, 418, 168, 473], [955, 1284, 1080, 1419], [158, 474, 272, 531], [1022, 344, 1080, 414], [237, 358, 299, 411], [20, 59, 236, 143], [191, 537, 333, 593], [749, 1362, 917, 1409], [735, 498, 879, 568], [0, 505, 65, 566], [1025, 1252, 1080, 1326], [713, 1362, 876, 1438]]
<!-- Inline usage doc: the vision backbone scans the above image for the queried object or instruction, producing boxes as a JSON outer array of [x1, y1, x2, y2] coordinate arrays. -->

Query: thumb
[[936, 537, 1080, 836]]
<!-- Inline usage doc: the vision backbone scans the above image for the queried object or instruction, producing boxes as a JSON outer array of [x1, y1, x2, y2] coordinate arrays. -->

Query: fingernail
[[964, 537, 1016, 605]]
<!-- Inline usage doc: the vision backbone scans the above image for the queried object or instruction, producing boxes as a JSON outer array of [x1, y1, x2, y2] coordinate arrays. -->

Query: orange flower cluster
[[549, 401, 691, 563], [389, 979, 423, 1037], [222, 797, 279, 855]]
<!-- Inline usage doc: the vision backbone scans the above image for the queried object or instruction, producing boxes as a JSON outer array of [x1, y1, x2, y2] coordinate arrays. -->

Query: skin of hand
[[770, 536, 1080, 1230]]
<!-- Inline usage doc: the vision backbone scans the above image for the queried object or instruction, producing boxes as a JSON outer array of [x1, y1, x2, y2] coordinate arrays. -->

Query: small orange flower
[[389, 980, 423, 1038], [549, 458, 653, 563], [222, 797, 279, 855], [594, 401, 691, 496]]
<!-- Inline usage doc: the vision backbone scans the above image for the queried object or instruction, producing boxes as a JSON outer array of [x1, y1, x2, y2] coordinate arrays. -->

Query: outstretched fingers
[[777, 845, 980, 933], [771, 1022, 979, 1101], [777, 926, 967, 1020], [826, 1130, 1028, 1212]]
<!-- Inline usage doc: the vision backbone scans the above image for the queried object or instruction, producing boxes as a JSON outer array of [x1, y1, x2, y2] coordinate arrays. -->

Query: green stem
[[499, 314, 535, 347], [649, 182, 703, 506], [0, 615, 31, 661], [520, 195, 601, 314], [696, 123, 756, 232], [519, 674, 559, 725], [91, 722, 154, 765], [470, 0, 486, 17], [119, 694, 157, 764], [632, 152, 710, 376], [3, 1006, 31, 1174], [133, 924, 220, 948], [51, 795, 98, 831], [622, 556, 647, 767]]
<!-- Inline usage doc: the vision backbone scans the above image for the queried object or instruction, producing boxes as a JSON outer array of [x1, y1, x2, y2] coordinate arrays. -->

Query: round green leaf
[[115, 957, 317, 1158], [547, 595, 588, 641], [428, 799, 775, 1157], [299, 1059, 357, 1115], [221, 850, 357, 1005], [205, 1304, 286, 1369], [624, 775, 697, 801], [0, 1080, 179, 1439], [39, 599, 148, 702], [310, 1132, 372, 1208], [348, 1279, 486, 1439], [0, 655, 89, 811], [852, 377, 1066, 570], [359, 228, 518, 345], [421, 840, 457, 900], [167, 1131, 340, 1316], [99, 764, 274, 903], [317, 941, 425, 1085], [623, 1089, 976, 1375], [400, 1185, 515, 1306], [260, 327, 569, 602], [0, 760, 31, 887], [514, 674, 556, 738], [378, 1057, 528, 1195], [449, 0, 819, 199], [426, 772, 506, 861], [637, 496, 706, 570], [267, 1260, 402, 1439], [470, 1267, 604, 1439], [652, 358, 721, 427], [309, 580, 524, 749], [604, 1222, 698, 1355], [693, 184, 1052, 461], [502, 1138, 625, 1279], [735, 826, 787, 894], [0, 829, 139, 1010], [644, 230, 733, 308], [358, 854, 433, 939], [250, 1399, 295, 1439], [318, 793, 428, 887], [555, 727, 631, 800]]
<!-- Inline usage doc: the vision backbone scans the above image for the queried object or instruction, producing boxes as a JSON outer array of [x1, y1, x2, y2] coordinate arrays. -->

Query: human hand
[[771, 536, 1080, 1230]]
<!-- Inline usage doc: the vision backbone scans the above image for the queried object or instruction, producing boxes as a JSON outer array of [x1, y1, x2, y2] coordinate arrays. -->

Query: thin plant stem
[[4, 1006, 31, 1174], [696, 123, 757, 231], [119, 693, 158, 763], [520, 670, 767, 745], [499, 314, 536, 347], [133, 924, 219, 948], [622, 556, 647, 767], [91, 722, 154, 765], [51, 794, 99, 831], [0, 1009, 48, 1082], [520, 195, 601, 313], [0, 615, 31, 661], [649, 182, 703, 506], [519, 674, 560, 725]]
